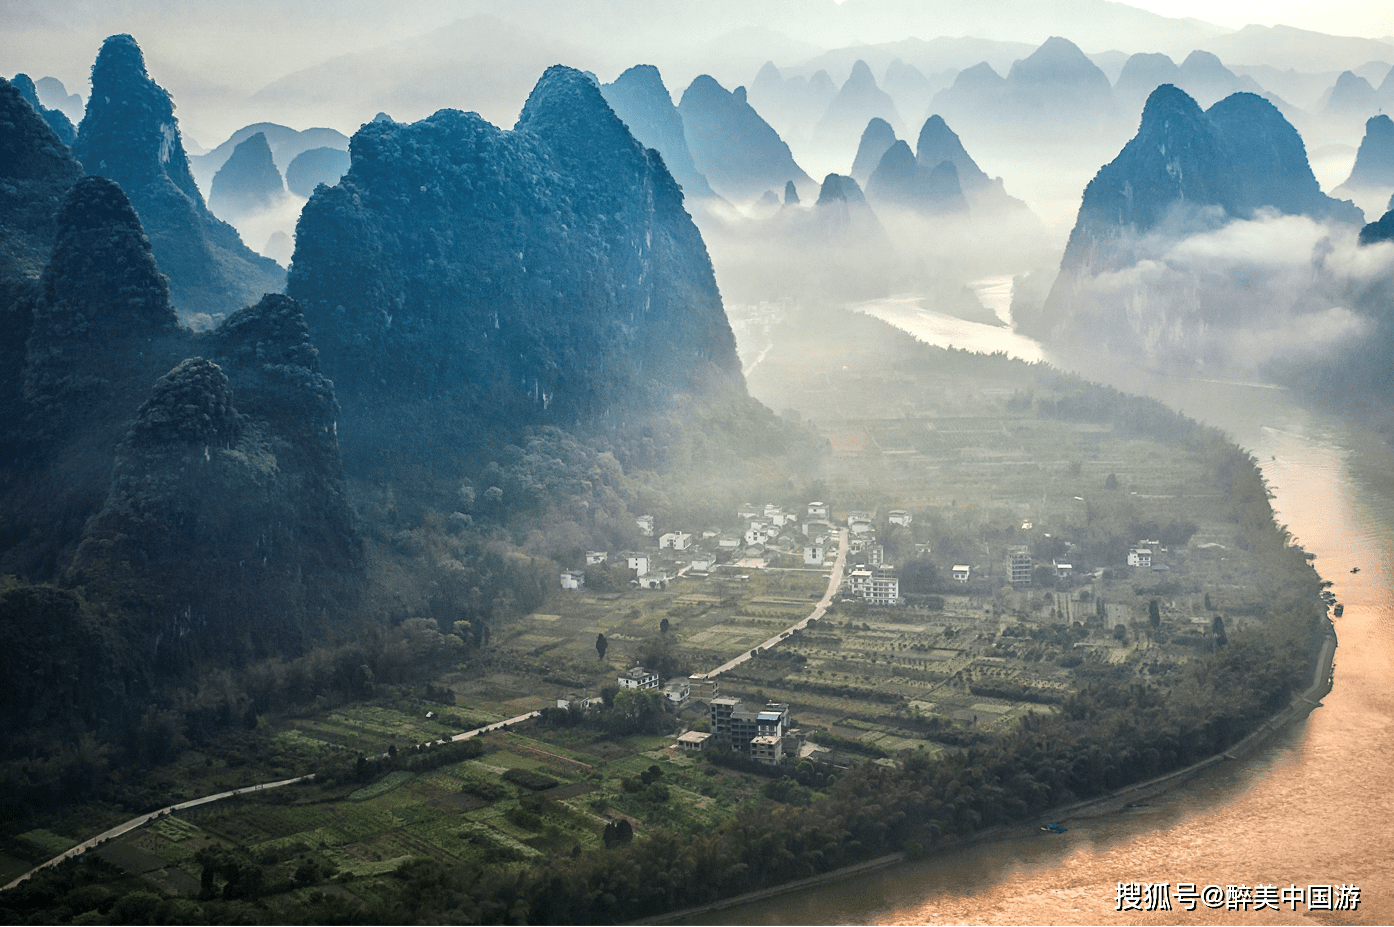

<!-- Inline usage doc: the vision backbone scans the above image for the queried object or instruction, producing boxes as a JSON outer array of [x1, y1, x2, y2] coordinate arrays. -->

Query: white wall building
[[618, 667, 658, 689]]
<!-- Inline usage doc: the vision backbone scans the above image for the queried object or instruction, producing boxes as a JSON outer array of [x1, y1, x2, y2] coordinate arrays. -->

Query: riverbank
[[644, 620, 1338, 925]]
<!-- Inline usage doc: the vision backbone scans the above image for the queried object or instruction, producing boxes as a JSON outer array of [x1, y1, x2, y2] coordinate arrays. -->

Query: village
[[547, 493, 1217, 772]]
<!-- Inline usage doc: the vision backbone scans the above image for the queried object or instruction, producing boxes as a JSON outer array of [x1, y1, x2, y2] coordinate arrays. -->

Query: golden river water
[[714, 293, 1393, 924]]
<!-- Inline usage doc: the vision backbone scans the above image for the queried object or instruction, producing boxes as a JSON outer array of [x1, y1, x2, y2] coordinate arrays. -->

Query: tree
[[1148, 599, 1161, 628], [595, 633, 608, 660], [1211, 615, 1228, 648], [1105, 473, 1119, 490], [659, 617, 669, 634], [1114, 624, 1127, 641]]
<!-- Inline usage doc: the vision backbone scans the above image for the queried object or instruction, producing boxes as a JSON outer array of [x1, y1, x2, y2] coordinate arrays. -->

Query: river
[[713, 285, 1393, 924]]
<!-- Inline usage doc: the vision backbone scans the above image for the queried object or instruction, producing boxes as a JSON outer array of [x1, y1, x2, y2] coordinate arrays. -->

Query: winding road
[[705, 528, 849, 678], [3, 534, 850, 893], [0, 710, 542, 892]]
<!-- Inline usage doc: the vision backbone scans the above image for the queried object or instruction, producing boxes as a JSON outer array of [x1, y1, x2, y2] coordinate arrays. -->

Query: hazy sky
[[3, 0, 1390, 146], [1124, 0, 1391, 36]]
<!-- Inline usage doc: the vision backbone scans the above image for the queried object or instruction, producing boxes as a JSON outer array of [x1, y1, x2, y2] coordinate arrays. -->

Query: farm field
[[36, 310, 1303, 917]]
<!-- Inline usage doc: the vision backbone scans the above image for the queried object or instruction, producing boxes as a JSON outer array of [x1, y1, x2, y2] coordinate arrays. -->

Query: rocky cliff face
[[601, 64, 715, 200], [72, 34, 284, 320], [678, 74, 816, 203], [289, 65, 745, 469]]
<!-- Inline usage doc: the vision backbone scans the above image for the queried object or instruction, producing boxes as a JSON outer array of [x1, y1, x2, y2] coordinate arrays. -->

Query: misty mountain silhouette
[[1027, 84, 1366, 365], [1343, 115, 1394, 189], [1054, 84, 1359, 282], [10, 73, 76, 147], [813, 60, 904, 163], [679, 74, 816, 203], [285, 146, 351, 198], [850, 117, 898, 185], [208, 131, 288, 220], [601, 64, 716, 200], [73, 34, 283, 320], [190, 122, 350, 193]]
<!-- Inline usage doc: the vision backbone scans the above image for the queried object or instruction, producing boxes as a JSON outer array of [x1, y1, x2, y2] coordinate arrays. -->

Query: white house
[[803, 544, 826, 565], [738, 502, 760, 519], [636, 514, 655, 537], [1128, 547, 1153, 568], [847, 565, 899, 604], [663, 678, 691, 705], [633, 572, 669, 590], [888, 510, 912, 526], [585, 550, 608, 565], [618, 667, 659, 689], [625, 552, 650, 576], [689, 555, 716, 572], [1053, 559, 1074, 579], [659, 532, 691, 551], [559, 570, 585, 590], [717, 535, 741, 549], [952, 565, 971, 584], [807, 501, 829, 518], [556, 694, 593, 710]]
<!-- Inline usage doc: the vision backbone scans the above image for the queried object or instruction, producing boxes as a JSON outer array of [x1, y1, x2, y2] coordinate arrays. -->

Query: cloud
[[1064, 209, 1393, 373]]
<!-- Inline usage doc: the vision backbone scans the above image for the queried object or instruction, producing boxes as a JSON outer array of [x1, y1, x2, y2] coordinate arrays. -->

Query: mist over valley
[[0, 2, 1391, 922]]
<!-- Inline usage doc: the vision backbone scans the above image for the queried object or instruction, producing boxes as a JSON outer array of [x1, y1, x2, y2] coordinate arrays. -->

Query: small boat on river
[[1334, 604, 1344, 617]]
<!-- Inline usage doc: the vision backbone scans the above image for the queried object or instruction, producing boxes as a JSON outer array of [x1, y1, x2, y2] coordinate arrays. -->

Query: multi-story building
[[1008, 546, 1033, 584], [687, 675, 720, 700], [1127, 547, 1153, 568], [618, 667, 659, 689], [848, 564, 899, 604], [659, 532, 691, 550], [709, 698, 790, 764]]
